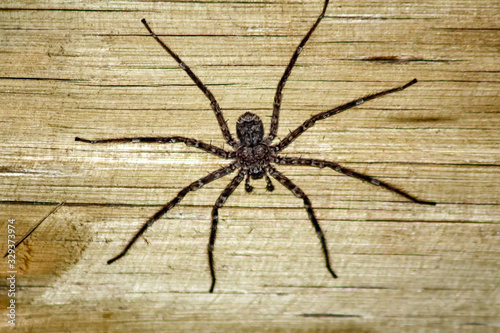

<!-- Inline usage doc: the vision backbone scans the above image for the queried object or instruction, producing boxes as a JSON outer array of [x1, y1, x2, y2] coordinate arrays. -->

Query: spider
[[75, 0, 435, 293]]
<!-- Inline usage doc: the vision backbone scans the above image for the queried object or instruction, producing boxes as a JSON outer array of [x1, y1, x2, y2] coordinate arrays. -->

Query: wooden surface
[[1, 0, 498, 331]]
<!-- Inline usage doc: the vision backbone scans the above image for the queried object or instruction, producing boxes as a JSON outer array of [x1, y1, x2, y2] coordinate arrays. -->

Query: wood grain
[[1, 0, 498, 331]]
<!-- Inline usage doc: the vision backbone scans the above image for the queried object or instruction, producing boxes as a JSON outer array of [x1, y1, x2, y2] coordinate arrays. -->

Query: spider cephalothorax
[[236, 112, 264, 147], [235, 112, 275, 182], [76, 0, 435, 293]]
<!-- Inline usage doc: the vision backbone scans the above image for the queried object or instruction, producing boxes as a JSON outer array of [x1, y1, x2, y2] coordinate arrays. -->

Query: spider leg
[[141, 19, 237, 147], [75, 136, 233, 159], [208, 170, 245, 293], [267, 165, 337, 280], [107, 162, 238, 265], [267, 0, 330, 142], [273, 156, 436, 205], [274, 79, 418, 152]]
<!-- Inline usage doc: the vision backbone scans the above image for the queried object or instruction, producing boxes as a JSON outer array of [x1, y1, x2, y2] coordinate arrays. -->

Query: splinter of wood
[[3, 201, 66, 258]]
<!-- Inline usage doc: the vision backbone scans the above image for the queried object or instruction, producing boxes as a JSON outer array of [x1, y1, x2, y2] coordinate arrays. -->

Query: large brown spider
[[76, 0, 435, 293]]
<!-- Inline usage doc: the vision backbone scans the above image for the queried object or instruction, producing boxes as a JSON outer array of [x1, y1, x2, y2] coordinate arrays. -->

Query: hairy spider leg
[[107, 162, 238, 265], [267, 0, 330, 142], [75, 136, 233, 159], [274, 79, 418, 152], [273, 156, 436, 205], [268, 166, 338, 280], [208, 170, 245, 293], [141, 19, 237, 147]]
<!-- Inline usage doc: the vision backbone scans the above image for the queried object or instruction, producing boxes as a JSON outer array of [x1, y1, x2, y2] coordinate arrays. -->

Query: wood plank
[[1, 0, 498, 331]]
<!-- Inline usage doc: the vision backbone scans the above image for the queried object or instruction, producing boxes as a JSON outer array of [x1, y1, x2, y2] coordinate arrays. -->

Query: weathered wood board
[[0, 0, 498, 331]]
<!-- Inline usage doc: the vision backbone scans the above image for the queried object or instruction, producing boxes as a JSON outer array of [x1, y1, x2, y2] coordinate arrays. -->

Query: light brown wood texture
[[1, 0, 498, 331]]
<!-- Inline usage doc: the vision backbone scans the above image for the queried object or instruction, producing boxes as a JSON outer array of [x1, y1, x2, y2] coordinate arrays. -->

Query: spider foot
[[416, 199, 437, 206], [327, 266, 338, 279], [75, 137, 94, 143], [209, 279, 216, 293], [107, 253, 123, 265]]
